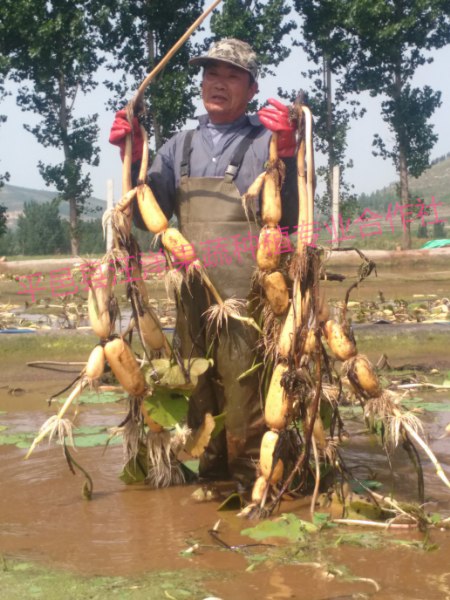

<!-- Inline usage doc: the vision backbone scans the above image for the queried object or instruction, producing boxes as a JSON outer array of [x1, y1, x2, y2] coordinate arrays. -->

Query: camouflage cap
[[189, 38, 259, 81]]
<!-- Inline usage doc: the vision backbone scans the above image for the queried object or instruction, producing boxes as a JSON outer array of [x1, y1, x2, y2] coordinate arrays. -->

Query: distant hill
[[1, 183, 106, 228], [358, 153, 450, 217]]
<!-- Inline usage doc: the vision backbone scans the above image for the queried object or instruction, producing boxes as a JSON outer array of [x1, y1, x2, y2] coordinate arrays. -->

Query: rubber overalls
[[174, 128, 266, 487]]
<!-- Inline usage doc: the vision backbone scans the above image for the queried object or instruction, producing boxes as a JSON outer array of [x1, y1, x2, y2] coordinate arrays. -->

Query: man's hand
[[109, 109, 144, 163], [258, 98, 296, 158]]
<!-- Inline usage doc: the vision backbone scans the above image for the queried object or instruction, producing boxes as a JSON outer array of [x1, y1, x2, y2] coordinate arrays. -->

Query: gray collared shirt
[[148, 113, 271, 219]]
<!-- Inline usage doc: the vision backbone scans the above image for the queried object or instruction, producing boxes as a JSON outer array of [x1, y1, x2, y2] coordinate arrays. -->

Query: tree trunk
[[394, 67, 411, 250], [69, 200, 79, 255], [324, 56, 335, 204], [58, 73, 79, 256], [398, 144, 410, 250]]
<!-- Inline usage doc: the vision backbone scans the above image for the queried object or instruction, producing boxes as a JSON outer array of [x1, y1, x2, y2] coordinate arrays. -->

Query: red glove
[[109, 109, 144, 163], [258, 98, 296, 158]]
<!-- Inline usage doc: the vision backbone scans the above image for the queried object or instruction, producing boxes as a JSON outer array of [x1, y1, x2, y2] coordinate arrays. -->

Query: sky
[[1, 15, 450, 205]]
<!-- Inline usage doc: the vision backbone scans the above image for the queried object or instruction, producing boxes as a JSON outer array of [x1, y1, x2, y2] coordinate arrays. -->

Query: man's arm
[[109, 110, 178, 230]]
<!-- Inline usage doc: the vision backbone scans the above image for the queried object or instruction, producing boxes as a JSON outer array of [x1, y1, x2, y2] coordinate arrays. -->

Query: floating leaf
[[242, 513, 317, 542], [60, 390, 124, 405], [312, 512, 336, 528], [401, 397, 450, 413], [74, 433, 121, 448], [334, 532, 383, 549], [218, 492, 243, 511], [0, 432, 34, 448]]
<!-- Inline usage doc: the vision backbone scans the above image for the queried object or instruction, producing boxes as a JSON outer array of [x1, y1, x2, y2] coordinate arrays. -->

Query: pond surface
[[1, 331, 450, 600]]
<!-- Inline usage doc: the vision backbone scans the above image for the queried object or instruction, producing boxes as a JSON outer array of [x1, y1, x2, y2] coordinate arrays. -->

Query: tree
[[207, 0, 296, 87], [338, 0, 450, 249], [103, 0, 296, 149], [0, 63, 10, 232], [103, 0, 204, 150], [16, 200, 70, 255], [293, 0, 363, 220], [0, 0, 109, 255]]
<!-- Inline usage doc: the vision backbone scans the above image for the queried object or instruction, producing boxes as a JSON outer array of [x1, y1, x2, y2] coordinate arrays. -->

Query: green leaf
[[312, 512, 336, 528], [144, 389, 189, 428], [119, 443, 148, 484], [237, 362, 263, 381], [211, 412, 226, 439], [150, 358, 171, 378], [182, 459, 199, 474], [160, 365, 196, 390], [188, 358, 213, 377], [149, 358, 212, 390], [241, 513, 317, 542], [350, 479, 383, 494]]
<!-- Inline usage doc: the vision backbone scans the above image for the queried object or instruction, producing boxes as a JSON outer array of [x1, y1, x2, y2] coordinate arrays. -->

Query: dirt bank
[[1, 247, 450, 275]]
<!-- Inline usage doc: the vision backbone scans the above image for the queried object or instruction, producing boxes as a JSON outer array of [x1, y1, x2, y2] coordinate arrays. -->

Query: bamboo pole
[[129, 0, 223, 114]]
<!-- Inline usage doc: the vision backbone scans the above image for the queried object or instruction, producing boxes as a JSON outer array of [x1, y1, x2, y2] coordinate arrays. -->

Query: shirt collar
[[198, 113, 257, 129]]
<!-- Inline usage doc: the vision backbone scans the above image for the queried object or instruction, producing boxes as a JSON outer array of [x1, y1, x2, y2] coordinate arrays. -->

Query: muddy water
[[2, 248, 450, 600], [1, 337, 450, 599]]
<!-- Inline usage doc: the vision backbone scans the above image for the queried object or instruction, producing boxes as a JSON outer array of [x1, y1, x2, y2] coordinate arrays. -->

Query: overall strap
[[179, 125, 265, 181], [180, 129, 196, 179], [223, 125, 265, 183]]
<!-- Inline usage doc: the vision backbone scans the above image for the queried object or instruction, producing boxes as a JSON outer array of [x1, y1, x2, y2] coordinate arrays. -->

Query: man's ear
[[248, 80, 259, 101]]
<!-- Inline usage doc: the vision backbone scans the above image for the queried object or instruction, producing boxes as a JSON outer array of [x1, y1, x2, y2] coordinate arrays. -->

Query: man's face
[[201, 61, 258, 125]]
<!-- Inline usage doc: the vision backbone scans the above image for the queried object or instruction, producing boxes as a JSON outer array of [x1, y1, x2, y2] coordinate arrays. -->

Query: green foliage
[[295, 0, 450, 246], [340, 0, 450, 247], [0, 216, 109, 256], [292, 0, 364, 218], [0, 228, 16, 254], [433, 221, 446, 237], [372, 84, 441, 178], [102, 0, 204, 149], [78, 219, 107, 254], [16, 200, 71, 255], [0, 201, 7, 238], [207, 0, 296, 82], [0, 0, 108, 253], [143, 390, 189, 428]]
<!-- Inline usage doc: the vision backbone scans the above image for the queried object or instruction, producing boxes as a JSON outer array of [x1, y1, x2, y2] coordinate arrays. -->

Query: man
[[110, 38, 298, 489]]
